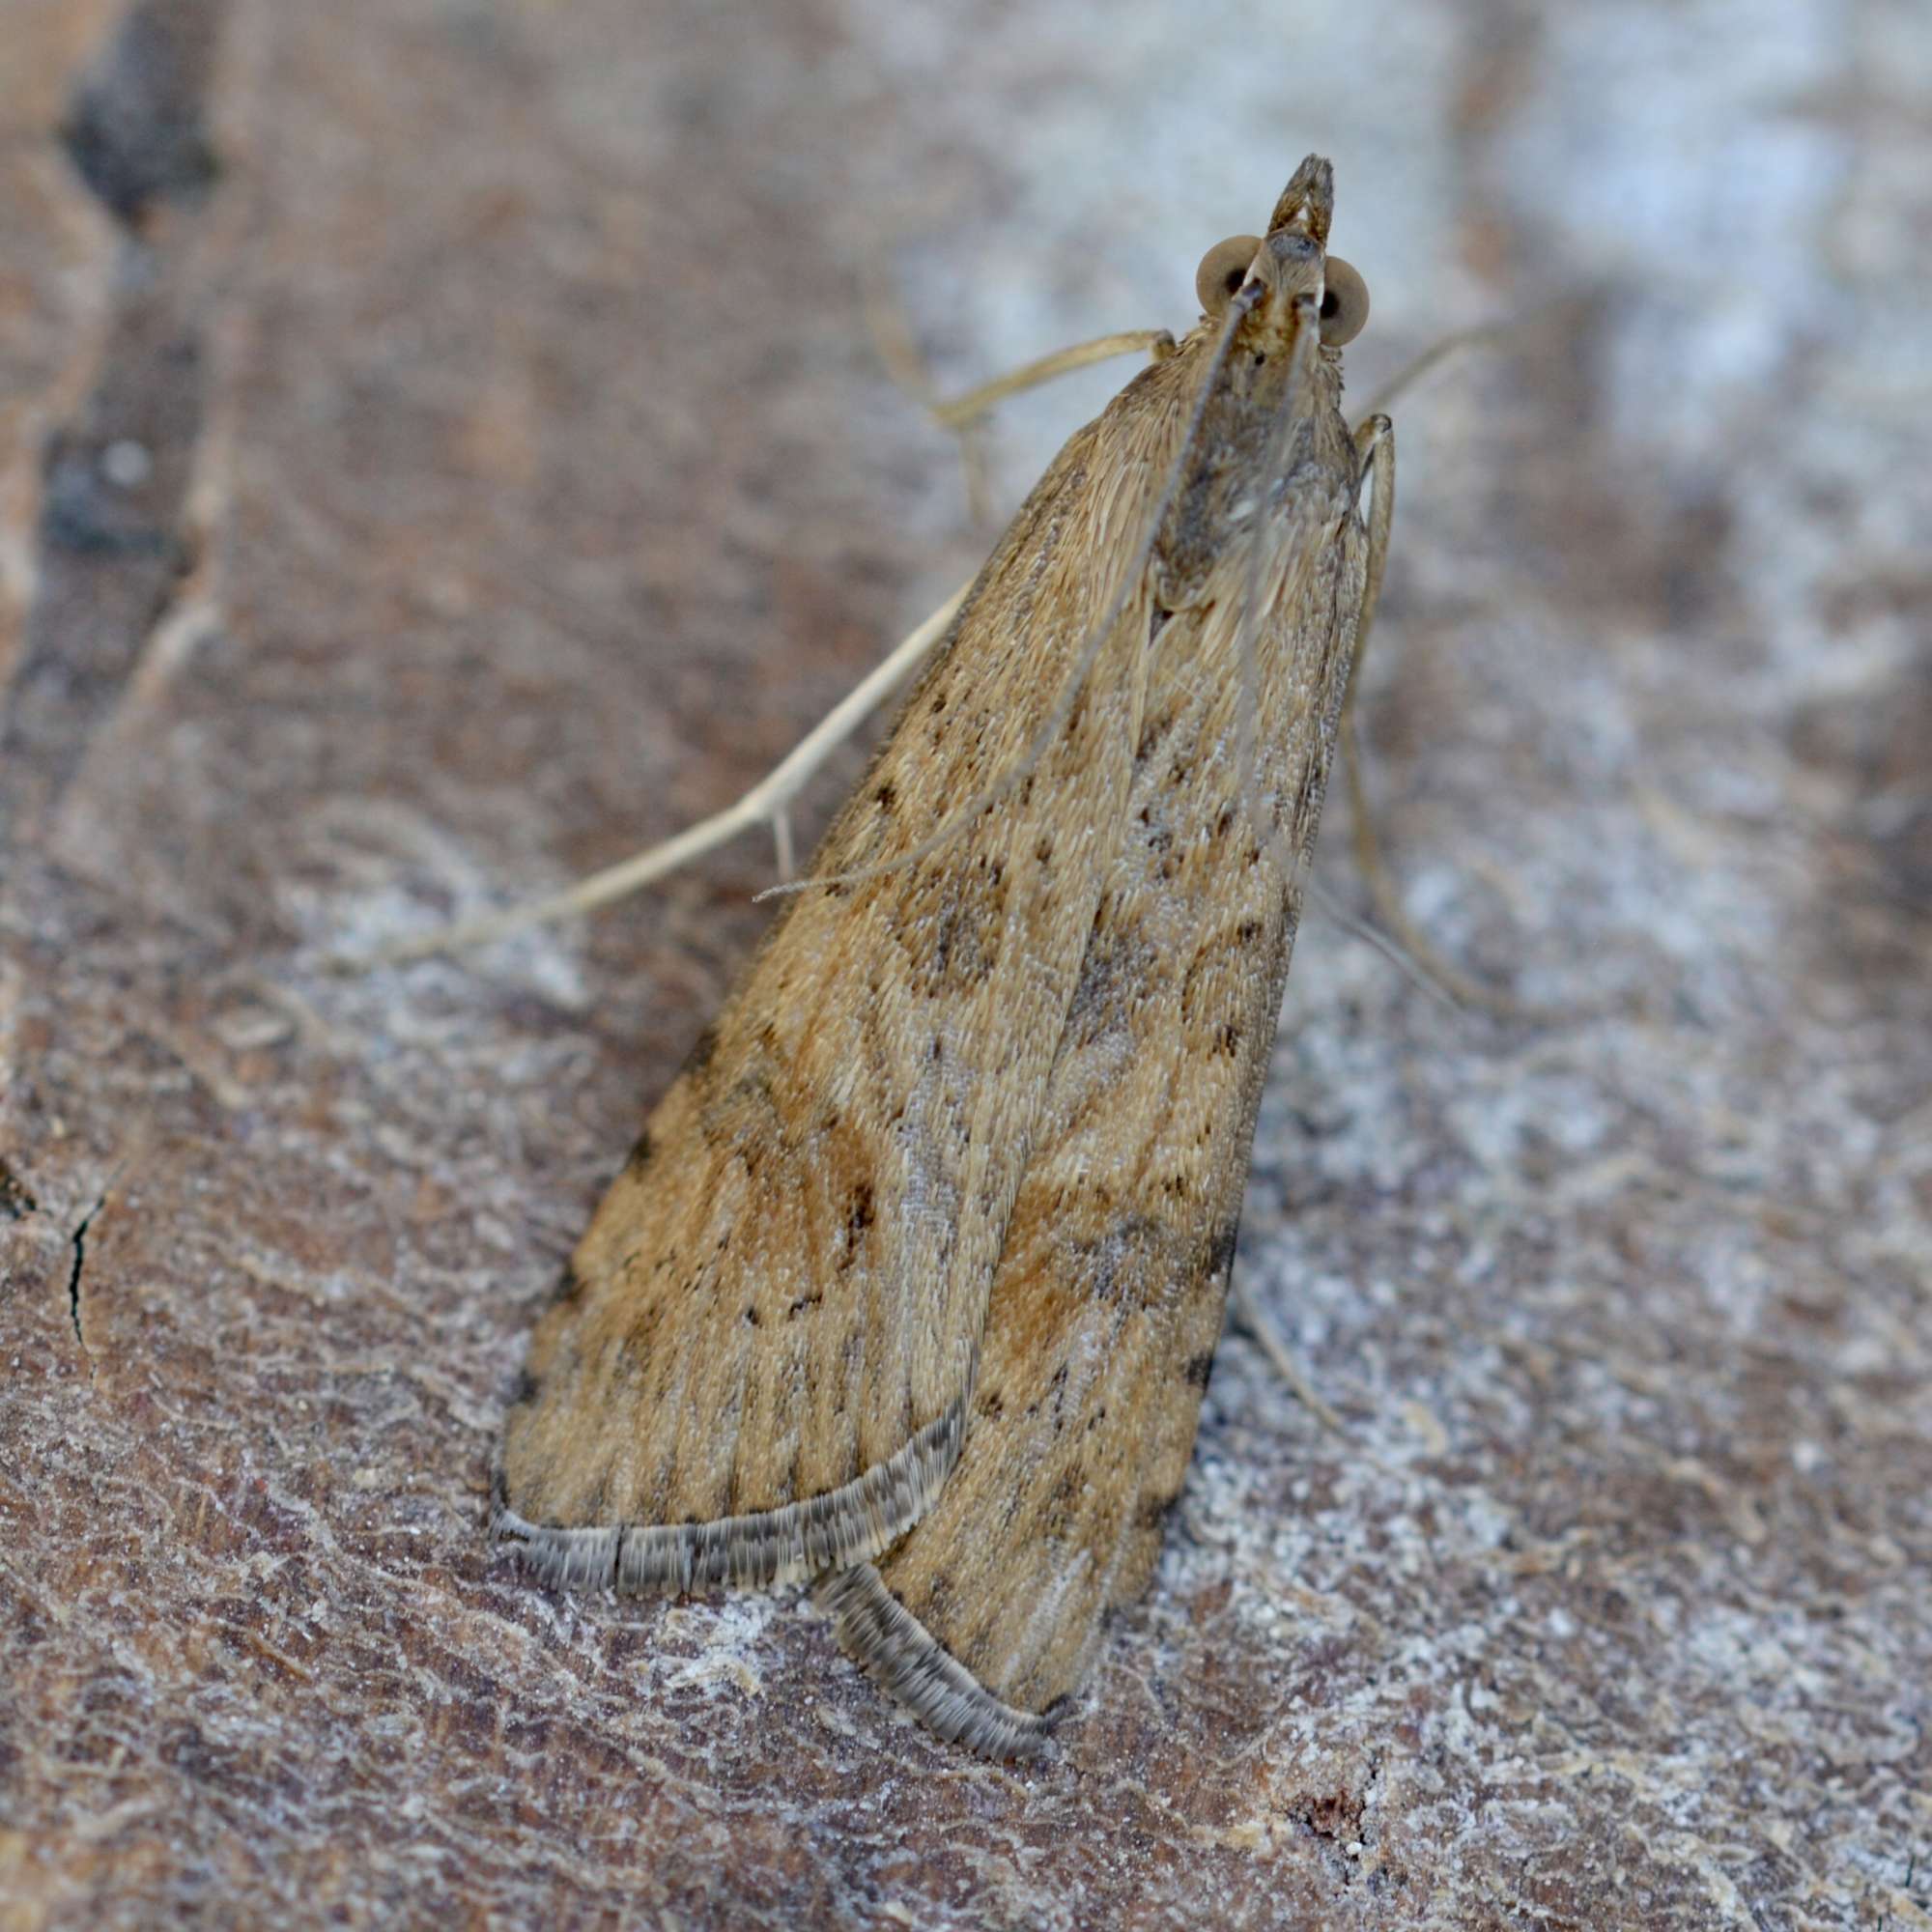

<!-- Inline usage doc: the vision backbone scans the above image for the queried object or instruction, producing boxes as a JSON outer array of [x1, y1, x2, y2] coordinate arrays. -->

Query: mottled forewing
[[829, 444, 1369, 1752], [498, 353, 1213, 1592]]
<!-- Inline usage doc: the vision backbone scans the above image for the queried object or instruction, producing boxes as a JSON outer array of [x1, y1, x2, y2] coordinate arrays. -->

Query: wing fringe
[[817, 1562, 1056, 1759], [494, 1395, 965, 1593]]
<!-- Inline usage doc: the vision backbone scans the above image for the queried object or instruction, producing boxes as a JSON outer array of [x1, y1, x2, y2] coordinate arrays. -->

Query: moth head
[[1194, 234, 1264, 317], [1315, 256, 1370, 347], [1195, 155, 1369, 349], [1194, 234, 1370, 349]]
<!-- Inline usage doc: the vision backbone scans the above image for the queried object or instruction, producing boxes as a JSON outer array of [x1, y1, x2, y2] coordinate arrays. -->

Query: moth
[[494, 155, 1393, 1756]]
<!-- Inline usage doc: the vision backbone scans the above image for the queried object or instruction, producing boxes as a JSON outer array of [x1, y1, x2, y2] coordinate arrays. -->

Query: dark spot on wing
[[553, 1263, 585, 1308], [624, 1129, 654, 1176], [846, 1181, 875, 1246], [1065, 924, 1156, 1042], [510, 1369, 539, 1408], [1079, 1215, 1168, 1302], [1042, 1466, 1081, 1524], [1182, 1349, 1217, 1388]]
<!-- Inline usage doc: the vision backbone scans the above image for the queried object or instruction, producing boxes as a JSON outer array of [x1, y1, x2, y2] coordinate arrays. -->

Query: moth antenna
[[763, 295, 1256, 902], [1234, 298, 1329, 895], [866, 250, 1175, 526]]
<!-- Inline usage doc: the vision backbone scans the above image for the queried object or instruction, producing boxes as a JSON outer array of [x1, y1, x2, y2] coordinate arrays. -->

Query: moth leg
[[1351, 319, 1507, 424], [861, 262, 999, 523], [1337, 420, 1543, 1020], [929, 328, 1179, 432], [867, 253, 1176, 523], [925, 330, 1178, 522], [351, 579, 969, 965], [1229, 1272, 1349, 1438]]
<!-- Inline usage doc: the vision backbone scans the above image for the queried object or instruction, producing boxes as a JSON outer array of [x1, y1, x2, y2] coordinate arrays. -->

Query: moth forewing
[[819, 159, 1385, 1755], [496, 267, 1208, 1597]]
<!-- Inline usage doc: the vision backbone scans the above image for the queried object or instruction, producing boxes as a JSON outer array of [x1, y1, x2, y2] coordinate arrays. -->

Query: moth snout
[[1264, 154, 1336, 243], [1254, 228, 1322, 297]]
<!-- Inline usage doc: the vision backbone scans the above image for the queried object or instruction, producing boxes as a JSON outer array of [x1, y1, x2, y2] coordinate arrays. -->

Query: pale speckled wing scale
[[494, 284, 1209, 1595], [819, 156, 1384, 1755]]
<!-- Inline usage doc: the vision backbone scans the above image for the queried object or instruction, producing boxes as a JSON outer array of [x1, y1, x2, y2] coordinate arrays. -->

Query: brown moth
[[495, 154, 1393, 1757]]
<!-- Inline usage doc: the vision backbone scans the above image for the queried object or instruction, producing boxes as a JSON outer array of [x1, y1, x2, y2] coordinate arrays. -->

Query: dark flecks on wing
[[846, 1181, 875, 1245]]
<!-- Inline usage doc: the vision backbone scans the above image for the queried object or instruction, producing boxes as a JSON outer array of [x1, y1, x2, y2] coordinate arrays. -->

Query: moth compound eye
[[1195, 234, 1263, 316], [1318, 256, 1370, 347]]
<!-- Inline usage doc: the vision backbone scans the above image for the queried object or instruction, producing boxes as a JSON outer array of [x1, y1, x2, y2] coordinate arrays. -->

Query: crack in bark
[[68, 1193, 106, 1369]]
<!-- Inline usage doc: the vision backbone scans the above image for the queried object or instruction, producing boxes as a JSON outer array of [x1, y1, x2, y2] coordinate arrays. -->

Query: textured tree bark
[[2, 2, 1926, 1927]]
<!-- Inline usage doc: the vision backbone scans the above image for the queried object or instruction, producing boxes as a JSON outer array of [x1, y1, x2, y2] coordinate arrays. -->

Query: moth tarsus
[[497, 154, 1393, 1757]]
